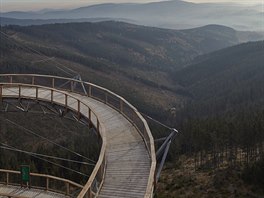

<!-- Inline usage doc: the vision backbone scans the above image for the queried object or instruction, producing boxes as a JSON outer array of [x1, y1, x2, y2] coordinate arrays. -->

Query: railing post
[[88, 108, 91, 120], [65, 94, 68, 108], [9, 76, 12, 83], [52, 78, 55, 88], [88, 108, 92, 128], [87, 188, 92, 198], [132, 111, 136, 125], [71, 81, 74, 92], [6, 172, 9, 185], [36, 87, 39, 100], [99, 162, 104, 181], [105, 92, 108, 104], [143, 126, 146, 137], [32, 76, 35, 85], [120, 100, 123, 113], [51, 90, 54, 103], [66, 182, 70, 195], [18, 85, 21, 99], [97, 118, 100, 133], [46, 177, 49, 191], [0, 85, 2, 102], [88, 85, 91, 97], [78, 100, 81, 120]]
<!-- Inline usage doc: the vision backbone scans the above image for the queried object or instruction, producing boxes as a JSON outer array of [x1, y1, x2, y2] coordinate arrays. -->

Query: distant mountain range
[[0, 17, 135, 26], [1, 0, 262, 31]]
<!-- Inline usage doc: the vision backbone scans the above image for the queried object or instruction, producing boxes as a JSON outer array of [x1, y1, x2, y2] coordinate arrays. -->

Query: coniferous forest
[[0, 21, 263, 197]]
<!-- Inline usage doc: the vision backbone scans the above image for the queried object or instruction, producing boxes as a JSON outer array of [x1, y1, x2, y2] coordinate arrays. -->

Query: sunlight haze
[[1, 0, 263, 12]]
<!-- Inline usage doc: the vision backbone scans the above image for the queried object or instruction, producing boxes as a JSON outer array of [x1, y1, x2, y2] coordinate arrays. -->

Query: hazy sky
[[0, 0, 263, 12]]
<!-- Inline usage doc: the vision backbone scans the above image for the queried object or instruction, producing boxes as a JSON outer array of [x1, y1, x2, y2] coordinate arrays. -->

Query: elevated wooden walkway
[[0, 185, 69, 198], [0, 74, 156, 198]]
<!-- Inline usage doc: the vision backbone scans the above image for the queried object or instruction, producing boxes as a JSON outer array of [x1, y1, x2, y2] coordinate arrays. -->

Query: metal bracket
[[155, 128, 178, 182]]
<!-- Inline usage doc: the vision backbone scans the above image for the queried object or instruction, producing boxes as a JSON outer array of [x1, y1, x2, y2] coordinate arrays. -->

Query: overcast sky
[[0, 0, 263, 12]]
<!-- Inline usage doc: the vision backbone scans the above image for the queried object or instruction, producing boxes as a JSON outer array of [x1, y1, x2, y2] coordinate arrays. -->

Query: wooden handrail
[[0, 74, 156, 197], [0, 169, 83, 196], [0, 83, 101, 131], [0, 169, 83, 188]]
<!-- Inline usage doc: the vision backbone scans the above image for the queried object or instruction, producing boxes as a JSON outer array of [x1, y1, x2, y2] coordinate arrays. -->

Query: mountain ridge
[[1, 0, 261, 31]]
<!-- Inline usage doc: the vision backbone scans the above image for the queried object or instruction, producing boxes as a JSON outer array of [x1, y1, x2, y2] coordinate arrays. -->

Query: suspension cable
[[0, 144, 95, 166], [0, 31, 90, 96], [2, 118, 97, 164], [0, 143, 89, 177], [140, 112, 174, 131], [0, 30, 79, 77]]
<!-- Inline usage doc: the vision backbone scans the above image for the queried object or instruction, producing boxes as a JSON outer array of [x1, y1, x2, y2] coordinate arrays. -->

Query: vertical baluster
[[52, 78, 55, 88], [66, 182, 70, 195], [105, 92, 108, 104], [0, 85, 2, 102], [51, 90, 54, 103], [65, 94, 68, 108], [88, 188, 92, 198], [88, 85, 92, 97], [71, 81, 74, 92], [120, 100, 123, 113], [18, 85, 21, 99], [6, 172, 9, 185], [89, 109, 92, 128], [78, 100, 81, 120], [36, 87, 39, 100], [46, 177, 49, 191], [97, 119, 100, 133]]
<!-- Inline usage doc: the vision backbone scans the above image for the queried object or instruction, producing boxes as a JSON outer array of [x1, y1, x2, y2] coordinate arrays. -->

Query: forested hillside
[[174, 41, 264, 117], [172, 40, 264, 166], [0, 22, 246, 116], [157, 41, 264, 197], [1, 22, 241, 72]]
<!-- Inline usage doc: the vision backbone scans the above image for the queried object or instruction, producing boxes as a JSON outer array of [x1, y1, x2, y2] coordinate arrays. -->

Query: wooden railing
[[0, 74, 156, 198], [0, 83, 107, 198], [0, 169, 83, 196]]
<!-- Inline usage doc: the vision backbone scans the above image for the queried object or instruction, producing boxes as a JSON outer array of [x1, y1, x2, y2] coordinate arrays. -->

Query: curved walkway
[[71, 93, 151, 197], [1, 84, 152, 197]]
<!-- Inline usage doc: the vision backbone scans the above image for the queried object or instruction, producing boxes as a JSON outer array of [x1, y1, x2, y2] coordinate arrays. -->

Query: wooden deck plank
[[0, 185, 69, 198], [74, 95, 150, 198]]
